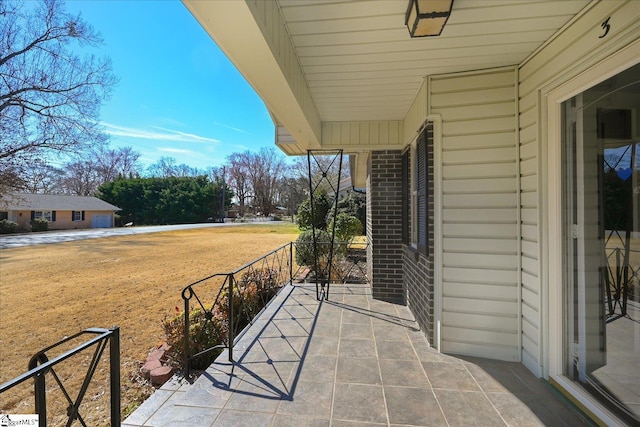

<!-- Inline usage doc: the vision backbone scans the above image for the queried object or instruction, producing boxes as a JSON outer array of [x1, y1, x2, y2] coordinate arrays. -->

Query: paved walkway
[[124, 283, 593, 427]]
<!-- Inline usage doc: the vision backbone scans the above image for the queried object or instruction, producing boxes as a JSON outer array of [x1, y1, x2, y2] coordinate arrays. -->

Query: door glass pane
[[562, 63, 640, 423]]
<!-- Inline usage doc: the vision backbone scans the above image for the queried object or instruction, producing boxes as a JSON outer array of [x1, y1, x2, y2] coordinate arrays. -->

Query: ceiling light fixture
[[405, 0, 454, 38]]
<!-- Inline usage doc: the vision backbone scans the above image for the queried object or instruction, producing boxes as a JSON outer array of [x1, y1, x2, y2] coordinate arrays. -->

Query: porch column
[[366, 150, 404, 302]]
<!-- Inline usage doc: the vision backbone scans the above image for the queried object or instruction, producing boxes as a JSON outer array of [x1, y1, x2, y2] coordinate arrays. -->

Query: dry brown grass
[[0, 223, 299, 425]]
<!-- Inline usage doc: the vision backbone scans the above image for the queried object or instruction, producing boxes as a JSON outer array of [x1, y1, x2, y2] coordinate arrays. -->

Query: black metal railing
[[181, 242, 294, 377], [0, 327, 120, 427], [179, 238, 369, 377]]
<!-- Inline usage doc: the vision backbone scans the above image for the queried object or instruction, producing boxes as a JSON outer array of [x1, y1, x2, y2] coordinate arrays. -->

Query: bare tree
[[61, 159, 100, 196], [50, 145, 141, 195], [147, 156, 204, 178], [174, 163, 202, 178], [248, 147, 287, 216], [93, 145, 141, 182], [0, 0, 116, 197], [147, 157, 178, 178], [21, 160, 65, 194], [276, 175, 307, 218], [227, 152, 252, 216]]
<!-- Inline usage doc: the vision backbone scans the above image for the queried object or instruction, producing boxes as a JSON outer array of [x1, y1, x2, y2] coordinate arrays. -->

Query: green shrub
[[162, 307, 226, 370], [0, 219, 18, 234], [297, 189, 333, 231], [295, 229, 331, 266], [337, 190, 366, 228], [329, 213, 363, 243], [30, 218, 49, 232]]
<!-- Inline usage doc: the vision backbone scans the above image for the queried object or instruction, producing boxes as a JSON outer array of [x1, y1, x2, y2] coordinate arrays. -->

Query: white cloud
[[102, 122, 221, 144], [213, 121, 249, 134], [158, 147, 193, 155]]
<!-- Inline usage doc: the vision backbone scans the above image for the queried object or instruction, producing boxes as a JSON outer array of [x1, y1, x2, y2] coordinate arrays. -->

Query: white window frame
[[545, 42, 639, 427], [34, 210, 52, 221], [73, 211, 82, 221]]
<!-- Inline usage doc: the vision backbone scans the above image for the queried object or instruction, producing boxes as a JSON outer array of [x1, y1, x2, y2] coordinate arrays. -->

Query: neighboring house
[[0, 193, 121, 230], [183, 1, 639, 425]]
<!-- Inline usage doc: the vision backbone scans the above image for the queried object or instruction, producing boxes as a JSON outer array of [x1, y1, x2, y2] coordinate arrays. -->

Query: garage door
[[91, 215, 112, 228]]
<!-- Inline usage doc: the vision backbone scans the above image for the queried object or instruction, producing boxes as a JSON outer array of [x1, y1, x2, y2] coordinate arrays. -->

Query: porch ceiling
[[280, 0, 589, 123], [184, 0, 591, 154]]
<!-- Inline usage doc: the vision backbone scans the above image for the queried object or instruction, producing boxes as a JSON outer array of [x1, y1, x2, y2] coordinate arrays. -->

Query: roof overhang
[[183, 0, 322, 150], [183, 0, 593, 186]]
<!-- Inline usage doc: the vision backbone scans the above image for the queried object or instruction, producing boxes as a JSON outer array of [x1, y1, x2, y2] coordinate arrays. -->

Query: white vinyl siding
[[430, 66, 520, 362], [322, 121, 403, 149], [518, 0, 640, 377]]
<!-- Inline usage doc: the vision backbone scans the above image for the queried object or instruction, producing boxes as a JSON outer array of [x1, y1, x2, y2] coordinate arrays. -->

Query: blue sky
[[65, 1, 276, 170]]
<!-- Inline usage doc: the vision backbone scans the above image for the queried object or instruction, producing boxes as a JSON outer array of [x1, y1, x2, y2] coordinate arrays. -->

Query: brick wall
[[366, 126, 435, 343], [402, 248, 434, 342], [366, 150, 404, 302], [402, 124, 435, 343]]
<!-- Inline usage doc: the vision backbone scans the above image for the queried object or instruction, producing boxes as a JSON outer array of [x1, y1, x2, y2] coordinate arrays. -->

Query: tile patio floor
[[124, 283, 594, 427]]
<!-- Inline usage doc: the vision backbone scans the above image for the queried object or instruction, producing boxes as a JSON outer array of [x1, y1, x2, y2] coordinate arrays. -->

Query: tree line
[[99, 176, 232, 226]]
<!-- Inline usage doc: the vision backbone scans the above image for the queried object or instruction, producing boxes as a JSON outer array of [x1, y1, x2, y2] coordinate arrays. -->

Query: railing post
[[109, 327, 121, 427], [289, 242, 293, 285], [28, 354, 47, 427], [34, 371, 46, 427], [228, 273, 234, 362], [184, 292, 191, 378]]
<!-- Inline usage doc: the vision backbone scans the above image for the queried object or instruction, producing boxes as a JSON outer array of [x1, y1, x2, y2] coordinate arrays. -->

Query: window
[[72, 211, 85, 221], [33, 210, 53, 221], [402, 125, 429, 255], [0, 212, 7, 220], [561, 62, 640, 423]]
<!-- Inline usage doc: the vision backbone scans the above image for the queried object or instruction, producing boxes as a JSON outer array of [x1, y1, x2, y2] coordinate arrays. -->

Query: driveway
[[0, 222, 270, 249]]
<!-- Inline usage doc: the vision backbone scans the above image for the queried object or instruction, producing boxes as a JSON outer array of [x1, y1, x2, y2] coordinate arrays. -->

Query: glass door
[[562, 63, 640, 423]]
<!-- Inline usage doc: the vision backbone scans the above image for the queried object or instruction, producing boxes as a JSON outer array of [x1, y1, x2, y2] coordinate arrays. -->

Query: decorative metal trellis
[[307, 149, 343, 301]]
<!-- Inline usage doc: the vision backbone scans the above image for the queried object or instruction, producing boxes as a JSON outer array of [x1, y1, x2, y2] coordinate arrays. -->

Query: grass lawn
[[0, 223, 300, 425]]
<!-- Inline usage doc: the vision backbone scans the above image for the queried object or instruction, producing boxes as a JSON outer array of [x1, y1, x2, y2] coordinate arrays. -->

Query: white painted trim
[[515, 66, 523, 364], [539, 87, 551, 379], [430, 113, 443, 352], [544, 38, 640, 421], [552, 376, 628, 427]]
